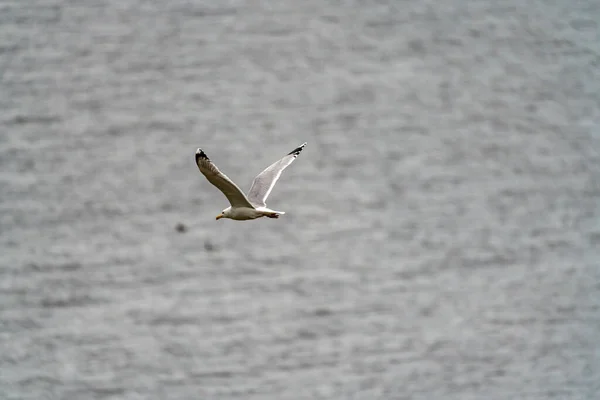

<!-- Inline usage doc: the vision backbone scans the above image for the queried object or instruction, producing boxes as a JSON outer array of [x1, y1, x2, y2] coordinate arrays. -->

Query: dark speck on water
[[204, 240, 215, 252], [314, 308, 333, 317], [1, 0, 600, 399]]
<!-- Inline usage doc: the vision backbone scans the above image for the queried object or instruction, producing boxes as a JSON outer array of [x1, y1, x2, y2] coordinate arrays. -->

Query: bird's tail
[[263, 210, 285, 219]]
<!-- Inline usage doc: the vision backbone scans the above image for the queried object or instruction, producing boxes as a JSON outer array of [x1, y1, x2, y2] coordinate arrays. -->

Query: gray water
[[1, 0, 600, 399]]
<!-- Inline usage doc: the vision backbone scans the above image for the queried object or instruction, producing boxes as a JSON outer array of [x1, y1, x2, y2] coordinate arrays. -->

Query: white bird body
[[220, 206, 285, 221], [195, 143, 306, 221]]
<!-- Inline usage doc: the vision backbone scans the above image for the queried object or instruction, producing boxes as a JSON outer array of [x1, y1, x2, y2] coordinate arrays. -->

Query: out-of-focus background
[[1, 0, 599, 399]]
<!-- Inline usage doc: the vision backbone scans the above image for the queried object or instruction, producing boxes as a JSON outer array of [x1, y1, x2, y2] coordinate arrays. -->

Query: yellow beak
[[216, 213, 224, 220]]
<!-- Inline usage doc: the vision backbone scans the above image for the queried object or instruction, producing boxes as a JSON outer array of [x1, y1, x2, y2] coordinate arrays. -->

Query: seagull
[[195, 142, 306, 221]]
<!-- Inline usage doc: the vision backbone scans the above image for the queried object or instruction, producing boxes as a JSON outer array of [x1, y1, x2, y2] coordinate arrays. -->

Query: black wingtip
[[288, 142, 307, 156], [195, 148, 210, 163]]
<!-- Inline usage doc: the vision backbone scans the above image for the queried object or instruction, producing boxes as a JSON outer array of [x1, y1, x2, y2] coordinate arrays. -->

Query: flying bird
[[195, 142, 306, 221]]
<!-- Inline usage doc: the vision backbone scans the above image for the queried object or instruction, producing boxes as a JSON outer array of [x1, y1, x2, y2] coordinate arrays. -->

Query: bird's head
[[216, 207, 231, 220]]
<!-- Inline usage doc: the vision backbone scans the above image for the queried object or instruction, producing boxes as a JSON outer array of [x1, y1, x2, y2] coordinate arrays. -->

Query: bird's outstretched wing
[[195, 149, 255, 208], [246, 142, 306, 207]]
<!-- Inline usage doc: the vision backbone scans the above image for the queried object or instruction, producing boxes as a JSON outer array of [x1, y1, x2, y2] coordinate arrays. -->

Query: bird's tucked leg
[[266, 213, 280, 219]]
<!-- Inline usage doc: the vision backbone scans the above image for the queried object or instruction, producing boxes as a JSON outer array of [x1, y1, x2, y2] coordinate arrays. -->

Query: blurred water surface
[[1, 0, 600, 399]]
